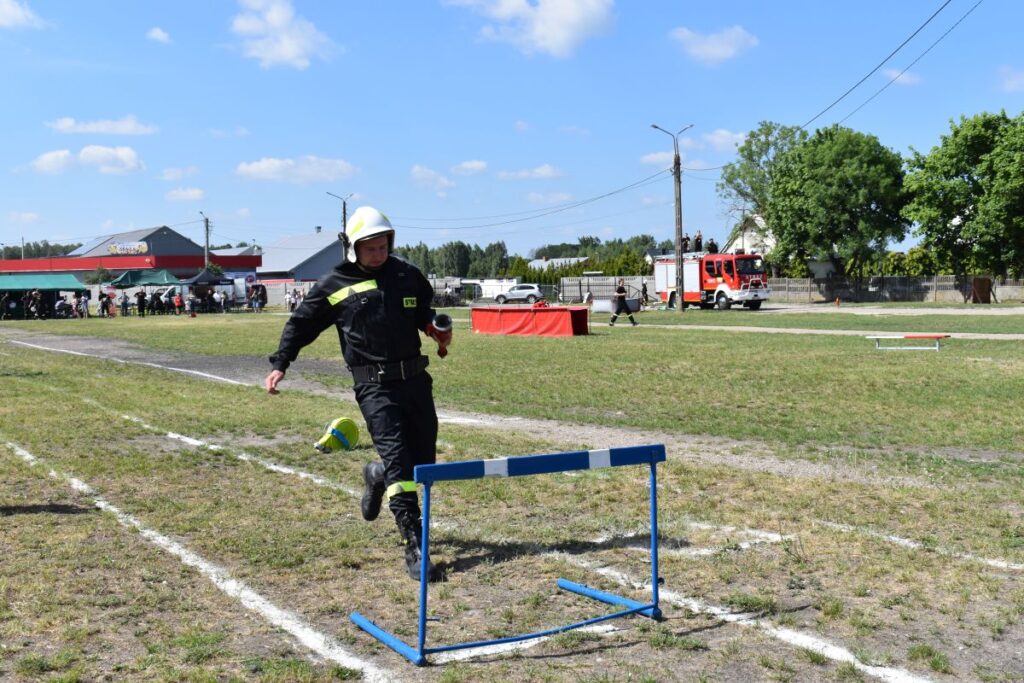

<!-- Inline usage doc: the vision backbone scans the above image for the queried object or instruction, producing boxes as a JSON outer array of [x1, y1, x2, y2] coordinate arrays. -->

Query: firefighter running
[[609, 278, 638, 327], [264, 206, 451, 582]]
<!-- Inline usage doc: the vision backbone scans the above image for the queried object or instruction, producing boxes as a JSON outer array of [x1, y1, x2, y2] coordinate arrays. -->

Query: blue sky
[[1, 0, 1021, 258]]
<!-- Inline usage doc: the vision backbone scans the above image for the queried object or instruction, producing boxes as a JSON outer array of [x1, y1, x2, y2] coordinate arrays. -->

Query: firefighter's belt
[[349, 355, 429, 384]]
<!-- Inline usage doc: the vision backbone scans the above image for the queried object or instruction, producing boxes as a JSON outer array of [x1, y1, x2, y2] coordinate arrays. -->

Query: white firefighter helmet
[[342, 206, 394, 263]]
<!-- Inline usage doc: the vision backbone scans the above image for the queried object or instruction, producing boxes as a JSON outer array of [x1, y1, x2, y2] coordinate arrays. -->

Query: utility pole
[[199, 211, 210, 269], [326, 192, 353, 232], [651, 123, 693, 313]]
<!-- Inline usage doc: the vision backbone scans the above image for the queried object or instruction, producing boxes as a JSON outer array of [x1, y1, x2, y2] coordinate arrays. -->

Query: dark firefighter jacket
[[269, 255, 435, 372]]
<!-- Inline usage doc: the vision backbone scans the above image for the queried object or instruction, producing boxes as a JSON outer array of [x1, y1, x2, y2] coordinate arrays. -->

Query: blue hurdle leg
[[557, 579, 659, 619], [649, 459, 662, 619], [350, 612, 426, 666]]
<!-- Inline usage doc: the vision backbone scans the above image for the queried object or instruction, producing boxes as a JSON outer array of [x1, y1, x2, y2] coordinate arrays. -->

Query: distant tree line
[[0, 240, 81, 260], [394, 234, 666, 284], [718, 110, 1024, 280]]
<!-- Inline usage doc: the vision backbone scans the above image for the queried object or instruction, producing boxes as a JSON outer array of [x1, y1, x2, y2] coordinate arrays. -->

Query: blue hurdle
[[350, 443, 667, 666]]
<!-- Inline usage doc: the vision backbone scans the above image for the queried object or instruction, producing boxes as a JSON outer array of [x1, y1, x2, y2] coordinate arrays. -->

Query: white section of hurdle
[[483, 457, 509, 477], [588, 448, 611, 469], [4, 442, 395, 683]]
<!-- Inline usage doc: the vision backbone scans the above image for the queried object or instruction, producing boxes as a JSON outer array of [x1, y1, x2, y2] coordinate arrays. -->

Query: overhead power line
[[392, 169, 672, 231], [801, 0, 954, 129], [839, 0, 985, 124]]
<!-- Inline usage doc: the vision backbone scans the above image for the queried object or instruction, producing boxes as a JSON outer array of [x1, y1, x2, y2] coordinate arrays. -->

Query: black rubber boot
[[396, 513, 439, 582], [360, 461, 385, 521]]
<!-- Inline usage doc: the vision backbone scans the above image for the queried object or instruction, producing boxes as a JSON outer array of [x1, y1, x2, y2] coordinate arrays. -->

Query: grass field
[[2, 308, 1022, 682]]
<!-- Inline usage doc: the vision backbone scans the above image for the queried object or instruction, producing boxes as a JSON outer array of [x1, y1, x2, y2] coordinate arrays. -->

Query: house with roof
[[256, 226, 345, 281], [0, 225, 260, 280], [526, 256, 589, 271]]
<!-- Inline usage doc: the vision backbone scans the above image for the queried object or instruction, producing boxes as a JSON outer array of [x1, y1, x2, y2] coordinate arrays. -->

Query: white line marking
[[551, 554, 934, 683], [120, 415, 361, 498], [431, 623, 621, 663], [4, 441, 395, 683], [9, 340, 246, 385], [818, 521, 1024, 571]]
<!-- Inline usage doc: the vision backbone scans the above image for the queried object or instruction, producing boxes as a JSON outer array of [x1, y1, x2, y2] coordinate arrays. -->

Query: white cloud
[[497, 163, 562, 180], [235, 155, 355, 183], [411, 165, 455, 193], [447, 0, 613, 58], [703, 128, 745, 152], [30, 146, 143, 174], [101, 219, 115, 230], [514, 119, 529, 132], [231, 0, 333, 70], [527, 191, 571, 204], [7, 211, 38, 224], [47, 115, 158, 135], [999, 66, 1024, 93], [882, 68, 921, 86], [78, 145, 143, 174], [0, 0, 44, 28], [165, 187, 205, 202], [146, 26, 171, 43], [640, 151, 674, 167], [160, 166, 199, 181], [31, 149, 73, 174], [236, 207, 251, 217], [670, 25, 758, 66], [452, 160, 487, 175]]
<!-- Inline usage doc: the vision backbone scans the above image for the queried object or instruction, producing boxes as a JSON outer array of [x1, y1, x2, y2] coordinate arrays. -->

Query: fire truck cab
[[654, 251, 771, 310]]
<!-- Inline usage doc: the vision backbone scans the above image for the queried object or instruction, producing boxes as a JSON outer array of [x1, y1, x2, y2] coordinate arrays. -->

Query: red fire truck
[[653, 251, 771, 310]]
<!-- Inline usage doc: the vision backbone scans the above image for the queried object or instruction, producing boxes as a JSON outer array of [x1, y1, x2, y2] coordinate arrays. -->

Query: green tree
[[903, 111, 1024, 280], [84, 267, 113, 285], [904, 246, 940, 277], [718, 121, 807, 248], [768, 125, 908, 278]]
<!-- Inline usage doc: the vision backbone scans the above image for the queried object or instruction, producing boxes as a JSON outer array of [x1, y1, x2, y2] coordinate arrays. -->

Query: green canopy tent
[[0, 273, 84, 291], [108, 269, 181, 288]]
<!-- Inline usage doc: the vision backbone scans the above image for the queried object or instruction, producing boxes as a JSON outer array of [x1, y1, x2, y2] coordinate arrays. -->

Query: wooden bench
[[865, 334, 950, 351]]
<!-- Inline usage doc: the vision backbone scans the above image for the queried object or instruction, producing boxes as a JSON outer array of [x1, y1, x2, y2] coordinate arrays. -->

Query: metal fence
[[770, 276, 1024, 303]]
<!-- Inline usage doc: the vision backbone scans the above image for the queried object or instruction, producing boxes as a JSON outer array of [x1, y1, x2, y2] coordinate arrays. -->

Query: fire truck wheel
[[715, 293, 731, 310], [747, 300, 762, 310]]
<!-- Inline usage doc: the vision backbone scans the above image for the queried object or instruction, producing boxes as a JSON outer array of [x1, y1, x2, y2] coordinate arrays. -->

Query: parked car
[[495, 283, 543, 304]]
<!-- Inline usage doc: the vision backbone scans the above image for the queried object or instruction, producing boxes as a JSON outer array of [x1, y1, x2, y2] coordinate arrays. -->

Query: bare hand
[[265, 369, 285, 394]]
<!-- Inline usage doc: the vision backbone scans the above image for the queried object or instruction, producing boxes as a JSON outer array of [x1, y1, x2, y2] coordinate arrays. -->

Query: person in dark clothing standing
[[693, 230, 703, 252], [264, 206, 451, 582], [135, 290, 146, 317], [609, 278, 638, 327]]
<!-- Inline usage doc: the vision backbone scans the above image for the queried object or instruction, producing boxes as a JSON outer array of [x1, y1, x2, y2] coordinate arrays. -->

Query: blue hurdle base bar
[[350, 444, 667, 666]]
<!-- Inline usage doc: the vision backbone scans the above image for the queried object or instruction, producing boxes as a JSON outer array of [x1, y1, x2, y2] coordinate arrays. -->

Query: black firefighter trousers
[[354, 371, 438, 523]]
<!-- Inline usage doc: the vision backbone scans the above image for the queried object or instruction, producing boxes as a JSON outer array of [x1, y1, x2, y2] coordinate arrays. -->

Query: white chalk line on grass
[[9, 340, 247, 385], [550, 553, 934, 683], [3, 441, 395, 683], [12, 339, 495, 429], [120, 415, 361, 498], [817, 521, 1024, 572]]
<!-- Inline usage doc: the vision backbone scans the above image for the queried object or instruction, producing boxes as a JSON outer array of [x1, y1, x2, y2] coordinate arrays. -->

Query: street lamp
[[326, 192, 354, 233], [651, 123, 693, 313]]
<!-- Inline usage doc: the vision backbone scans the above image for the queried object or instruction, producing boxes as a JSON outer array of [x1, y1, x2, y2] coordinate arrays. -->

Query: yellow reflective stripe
[[327, 280, 377, 305], [386, 481, 417, 499], [348, 219, 365, 238]]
